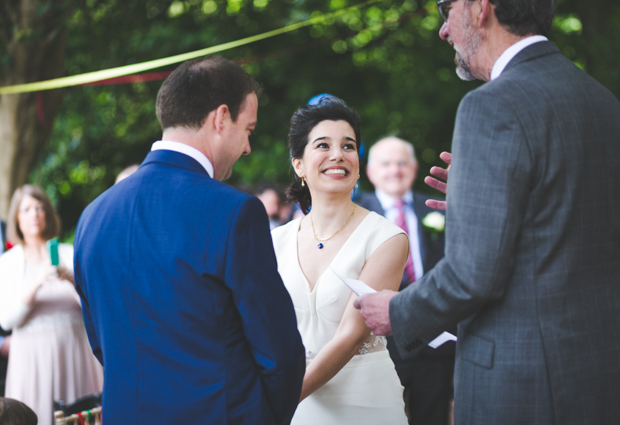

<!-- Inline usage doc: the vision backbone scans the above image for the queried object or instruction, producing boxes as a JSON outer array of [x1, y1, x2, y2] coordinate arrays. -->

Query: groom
[[74, 57, 305, 424], [356, 0, 620, 424]]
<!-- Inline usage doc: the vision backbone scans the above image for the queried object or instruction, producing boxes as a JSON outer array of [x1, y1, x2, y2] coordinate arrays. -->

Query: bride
[[271, 98, 409, 424]]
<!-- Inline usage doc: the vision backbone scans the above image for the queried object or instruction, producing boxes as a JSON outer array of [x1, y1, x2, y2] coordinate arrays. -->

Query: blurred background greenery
[[1, 0, 618, 240]]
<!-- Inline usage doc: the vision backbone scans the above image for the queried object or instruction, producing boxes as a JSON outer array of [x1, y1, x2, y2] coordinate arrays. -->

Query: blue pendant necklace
[[310, 204, 356, 249]]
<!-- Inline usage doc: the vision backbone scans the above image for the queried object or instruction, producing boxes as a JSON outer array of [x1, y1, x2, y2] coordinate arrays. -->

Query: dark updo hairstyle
[[286, 97, 361, 214]]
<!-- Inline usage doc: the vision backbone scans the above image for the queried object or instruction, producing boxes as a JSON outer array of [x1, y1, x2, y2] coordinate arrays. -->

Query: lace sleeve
[[357, 333, 388, 355]]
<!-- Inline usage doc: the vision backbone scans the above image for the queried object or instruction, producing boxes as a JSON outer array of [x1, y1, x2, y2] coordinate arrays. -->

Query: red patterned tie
[[394, 199, 416, 285]]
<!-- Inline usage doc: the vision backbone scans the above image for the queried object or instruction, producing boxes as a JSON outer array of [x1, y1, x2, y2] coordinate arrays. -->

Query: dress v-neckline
[[295, 212, 373, 293]]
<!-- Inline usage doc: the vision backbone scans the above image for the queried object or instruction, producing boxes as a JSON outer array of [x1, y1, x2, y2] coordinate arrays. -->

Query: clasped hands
[[22, 262, 75, 306], [32, 263, 74, 285], [354, 152, 451, 335]]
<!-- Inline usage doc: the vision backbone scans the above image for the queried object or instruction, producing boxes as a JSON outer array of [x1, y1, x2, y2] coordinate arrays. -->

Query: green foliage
[[27, 0, 620, 238]]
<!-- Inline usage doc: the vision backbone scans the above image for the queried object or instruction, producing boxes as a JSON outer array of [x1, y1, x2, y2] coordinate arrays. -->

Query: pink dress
[[0, 245, 103, 425]]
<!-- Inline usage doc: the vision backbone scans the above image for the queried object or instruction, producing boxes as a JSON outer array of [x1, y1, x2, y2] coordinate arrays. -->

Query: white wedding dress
[[272, 212, 408, 425]]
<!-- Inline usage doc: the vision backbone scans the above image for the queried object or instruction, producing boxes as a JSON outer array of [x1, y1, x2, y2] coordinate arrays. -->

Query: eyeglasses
[[437, 0, 458, 22], [19, 205, 44, 215]]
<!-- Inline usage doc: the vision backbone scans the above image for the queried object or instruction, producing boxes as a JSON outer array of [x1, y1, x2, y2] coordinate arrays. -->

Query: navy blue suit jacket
[[74, 150, 305, 425]]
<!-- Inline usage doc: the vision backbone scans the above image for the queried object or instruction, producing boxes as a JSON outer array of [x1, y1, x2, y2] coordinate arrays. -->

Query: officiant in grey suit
[[355, 0, 620, 424]]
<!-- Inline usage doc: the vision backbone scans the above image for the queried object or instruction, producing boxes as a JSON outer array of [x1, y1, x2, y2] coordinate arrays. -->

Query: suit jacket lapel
[[412, 193, 429, 271], [361, 193, 385, 216]]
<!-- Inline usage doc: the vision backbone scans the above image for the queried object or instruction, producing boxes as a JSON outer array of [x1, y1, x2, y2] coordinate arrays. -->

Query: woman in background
[[0, 185, 103, 425], [272, 98, 409, 424]]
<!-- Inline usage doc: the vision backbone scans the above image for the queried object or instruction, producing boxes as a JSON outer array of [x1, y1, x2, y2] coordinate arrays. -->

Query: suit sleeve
[[225, 197, 305, 424], [390, 89, 534, 358], [74, 221, 104, 365]]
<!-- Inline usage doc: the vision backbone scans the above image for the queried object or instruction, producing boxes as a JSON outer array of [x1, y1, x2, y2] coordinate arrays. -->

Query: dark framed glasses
[[437, 0, 458, 22]]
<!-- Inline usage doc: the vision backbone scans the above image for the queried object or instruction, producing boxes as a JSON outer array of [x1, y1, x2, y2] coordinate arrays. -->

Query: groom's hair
[[472, 0, 557, 37], [156, 56, 261, 131]]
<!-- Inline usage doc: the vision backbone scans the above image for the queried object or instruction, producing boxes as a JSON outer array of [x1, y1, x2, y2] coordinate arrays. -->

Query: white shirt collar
[[151, 141, 214, 178], [490, 35, 548, 80], [375, 189, 414, 210]]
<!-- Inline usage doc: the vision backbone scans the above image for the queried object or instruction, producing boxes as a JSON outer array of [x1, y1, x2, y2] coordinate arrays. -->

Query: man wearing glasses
[[356, 0, 620, 424]]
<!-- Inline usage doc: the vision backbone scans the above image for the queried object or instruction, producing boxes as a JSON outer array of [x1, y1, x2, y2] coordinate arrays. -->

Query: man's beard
[[455, 50, 476, 81], [454, 8, 482, 81]]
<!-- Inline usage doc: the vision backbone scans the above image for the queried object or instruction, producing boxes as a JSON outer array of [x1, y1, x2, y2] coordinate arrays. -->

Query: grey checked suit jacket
[[389, 41, 620, 425]]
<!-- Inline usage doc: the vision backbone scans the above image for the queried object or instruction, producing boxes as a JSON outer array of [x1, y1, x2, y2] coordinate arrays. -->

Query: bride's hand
[[424, 151, 451, 211]]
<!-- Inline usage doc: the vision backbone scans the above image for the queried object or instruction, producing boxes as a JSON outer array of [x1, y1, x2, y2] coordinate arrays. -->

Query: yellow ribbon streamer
[[0, 0, 380, 95]]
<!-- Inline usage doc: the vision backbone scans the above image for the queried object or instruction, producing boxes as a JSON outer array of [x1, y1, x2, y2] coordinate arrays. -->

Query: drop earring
[[355, 174, 360, 189], [301, 177, 305, 187]]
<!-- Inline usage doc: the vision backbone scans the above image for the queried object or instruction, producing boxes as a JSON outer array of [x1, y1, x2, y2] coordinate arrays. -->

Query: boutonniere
[[422, 211, 445, 238]]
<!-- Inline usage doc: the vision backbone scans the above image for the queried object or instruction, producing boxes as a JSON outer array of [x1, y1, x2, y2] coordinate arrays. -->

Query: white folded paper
[[330, 268, 377, 296], [427, 331, 457, 348], [331, 267, 457, 349]]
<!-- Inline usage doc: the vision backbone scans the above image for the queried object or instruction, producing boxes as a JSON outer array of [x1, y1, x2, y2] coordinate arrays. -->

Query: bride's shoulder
[[355, 212, 407, 260]]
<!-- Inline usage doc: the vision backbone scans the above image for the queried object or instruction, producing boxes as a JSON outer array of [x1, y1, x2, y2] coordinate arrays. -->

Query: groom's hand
[[425, 151, 451, 211], [353, 290, 397, 336]]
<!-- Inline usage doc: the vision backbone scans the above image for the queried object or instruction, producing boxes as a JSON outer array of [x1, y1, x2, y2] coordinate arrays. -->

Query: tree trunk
[[0, 0, 68, 219]]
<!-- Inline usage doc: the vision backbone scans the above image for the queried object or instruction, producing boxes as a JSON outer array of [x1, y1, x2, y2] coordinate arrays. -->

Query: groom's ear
[[212, 104, 230, 134]]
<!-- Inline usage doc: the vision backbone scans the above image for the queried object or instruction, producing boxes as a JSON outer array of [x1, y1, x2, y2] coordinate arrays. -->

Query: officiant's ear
[[478, 0, 493, 27]]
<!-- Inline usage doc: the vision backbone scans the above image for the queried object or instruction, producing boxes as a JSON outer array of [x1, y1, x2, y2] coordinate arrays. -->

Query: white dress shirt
[[375, 190, 424, 280], [491, 35, 548, 80], [151, 140, 214, 178]]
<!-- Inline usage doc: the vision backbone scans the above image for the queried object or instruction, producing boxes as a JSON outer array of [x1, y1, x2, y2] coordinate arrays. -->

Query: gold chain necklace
[[310, 204, 356, 249]]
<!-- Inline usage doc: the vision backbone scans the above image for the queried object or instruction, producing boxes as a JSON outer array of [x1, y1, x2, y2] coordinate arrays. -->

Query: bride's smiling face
[[293, 119, 359, 195]]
